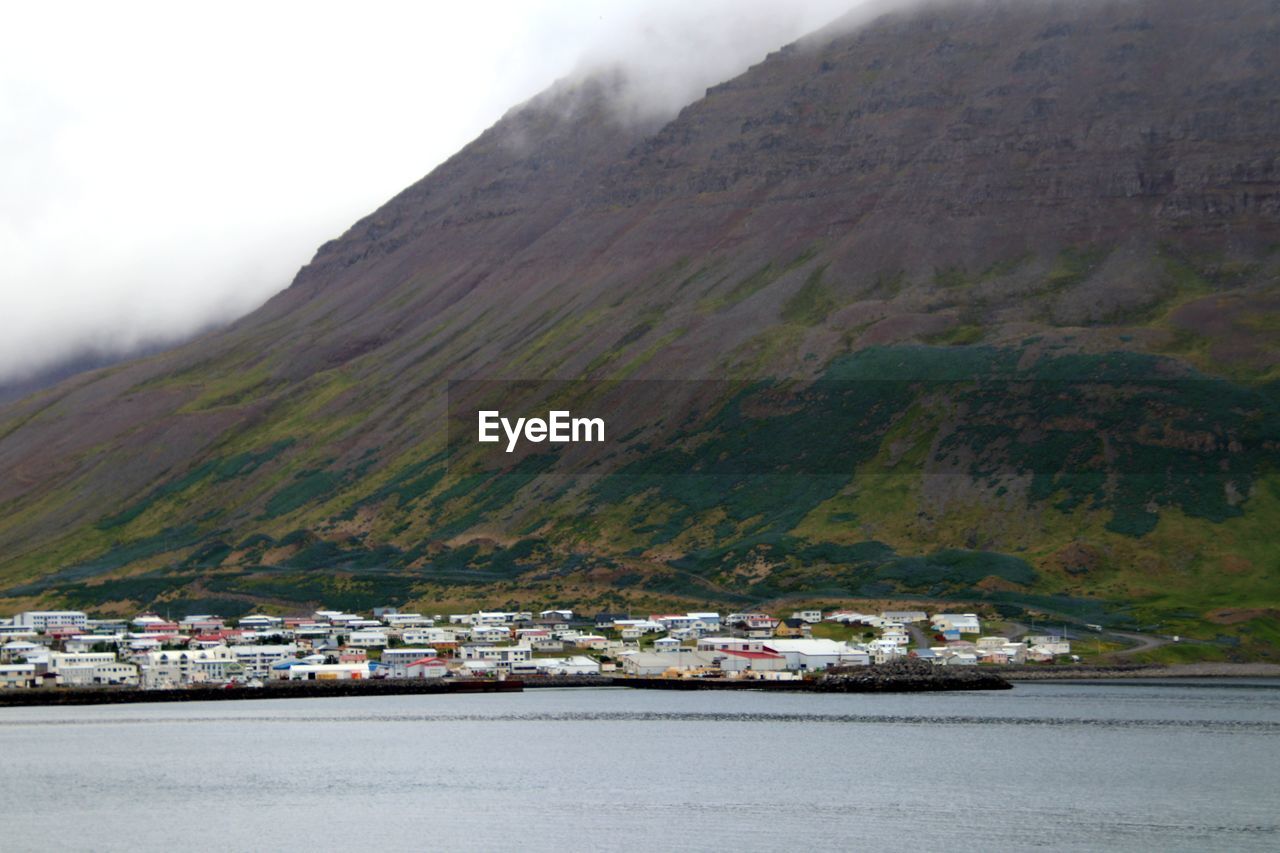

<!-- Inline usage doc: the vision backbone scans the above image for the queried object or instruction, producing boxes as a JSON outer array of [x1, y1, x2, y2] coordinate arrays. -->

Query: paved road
[[907, 624, 933, 649], [1104, 629, 1171, 657]]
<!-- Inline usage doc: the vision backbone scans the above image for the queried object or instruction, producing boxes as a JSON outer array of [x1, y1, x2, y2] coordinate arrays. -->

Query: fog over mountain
[[0, 0, 859, 386]]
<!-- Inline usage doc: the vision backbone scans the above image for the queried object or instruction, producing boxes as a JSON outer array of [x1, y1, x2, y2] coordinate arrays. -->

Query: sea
[[1, 680, 1277, 852]]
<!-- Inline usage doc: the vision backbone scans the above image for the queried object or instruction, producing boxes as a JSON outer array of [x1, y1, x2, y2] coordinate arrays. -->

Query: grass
[[922, 324, 985, 345], [781, 265, 836, 326]]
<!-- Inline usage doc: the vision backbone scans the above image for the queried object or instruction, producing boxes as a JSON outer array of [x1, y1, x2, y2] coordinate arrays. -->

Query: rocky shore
[[613, 660, 1011, 692], [814, 659, 1011, 692]]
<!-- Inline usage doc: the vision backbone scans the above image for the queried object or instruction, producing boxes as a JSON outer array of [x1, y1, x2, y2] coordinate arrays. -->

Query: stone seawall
[[613, 661, 1011, 692]]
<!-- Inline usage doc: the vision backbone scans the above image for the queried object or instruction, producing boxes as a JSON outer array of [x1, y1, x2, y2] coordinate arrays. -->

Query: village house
[[230, 645, 299, 678], [931, 613, 981, 634], [531, 636, 567, 653], [654, 637, 684, 653], [381, 648, 440, 678], [286, 662, 369, 681], [469, 624, 513, 644], [1, 641, 44, 663], [774, 618, 813, 638], [239, 614, 284, 631], [763, 639, 869, 671], [179, 616, 227, 634], [13, 611, 88, 632], [46, 652, 118, 685], [1027, 635, 1072, 656], [0, 663, 36, 688], [141, 647, 241, 689], [533, 656, 601, 676], [382, 613, 434, 628], [402, 627, 458, 646], [405, 657, 449, 679], [880, 610, 928, 624], [460, 645, 532, 671], [63, 634, 121, 654], [346, 630, 389, 648], [85, 661, 140, 686], [726, 613, 780, 638], [688, 612, 721, 632], [592, 612, 628, 629]]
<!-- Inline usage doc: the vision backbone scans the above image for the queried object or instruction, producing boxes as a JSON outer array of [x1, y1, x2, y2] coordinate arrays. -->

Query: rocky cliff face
[[0, 0, 1276, 653]]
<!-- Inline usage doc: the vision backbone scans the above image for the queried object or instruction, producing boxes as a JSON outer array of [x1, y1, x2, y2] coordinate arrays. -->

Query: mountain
[[2, 0, 1277, 657]]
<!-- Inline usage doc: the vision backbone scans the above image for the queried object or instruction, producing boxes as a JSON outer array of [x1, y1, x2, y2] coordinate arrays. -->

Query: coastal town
[[0, 606, 1074, 690]]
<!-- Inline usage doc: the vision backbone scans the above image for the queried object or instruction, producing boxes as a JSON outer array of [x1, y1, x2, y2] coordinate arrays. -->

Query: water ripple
[[3, 711, 1279, 732]]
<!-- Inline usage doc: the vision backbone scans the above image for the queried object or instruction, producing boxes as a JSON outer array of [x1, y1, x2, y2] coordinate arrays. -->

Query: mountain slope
[[1, 0, 1277, 655]]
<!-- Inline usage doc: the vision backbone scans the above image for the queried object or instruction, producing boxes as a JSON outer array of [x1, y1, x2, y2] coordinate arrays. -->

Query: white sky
[[0, 0, 860, 384]]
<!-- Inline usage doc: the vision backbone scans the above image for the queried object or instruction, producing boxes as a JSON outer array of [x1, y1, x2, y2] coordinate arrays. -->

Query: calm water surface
[[1, 680, 1277, 852]]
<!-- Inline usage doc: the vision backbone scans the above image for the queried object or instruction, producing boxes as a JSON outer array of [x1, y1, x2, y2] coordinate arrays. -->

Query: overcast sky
[[0, 0, 863, 385]]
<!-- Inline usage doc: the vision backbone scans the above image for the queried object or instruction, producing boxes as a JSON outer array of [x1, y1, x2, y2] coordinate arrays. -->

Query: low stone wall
[[816, 659, 1011, 692]]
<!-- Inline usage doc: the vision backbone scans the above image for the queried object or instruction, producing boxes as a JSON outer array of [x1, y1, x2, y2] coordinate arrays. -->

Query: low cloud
[[0, 0, 878, 387]]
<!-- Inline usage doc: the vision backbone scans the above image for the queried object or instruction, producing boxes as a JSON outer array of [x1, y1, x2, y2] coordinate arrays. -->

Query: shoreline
[[999, 662, 1280, 680], [2, 664, 1277, 708]]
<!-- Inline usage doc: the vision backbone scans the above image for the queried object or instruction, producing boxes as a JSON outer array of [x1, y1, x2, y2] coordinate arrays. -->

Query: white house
[[231, 645, 299, 678], [533, 656, 601, 676], [381, 648, 440, 678], [142, 647, 241, 688], [63, 634, 122, 654], [239, 614, 284, 630], [346, 630, 389, 648], [698, 638, 767, 654], [790, 610, 823, 624], [13, 611, 88, 632], [539, 609, 574, 621], [882, 627, 911, 647], [931, 613, 981, 634], [402, 627, 457, 646], [89, 662, 140, 686], [868, 640, 908, 663], [880, 610, 928, 624], [763, 639, 869, 671], [0, 641, 44, 663], [687, 612, 721, 632], [469, 625, 512, 644], [47, 651, 112, 674], [405, 657, 449, 679], [1028, 639, 1071, 656], [0, 664, 36, 688], [460, 645, 532, 671], [287, 663, 370, 681], [383, 613, 434, 628]]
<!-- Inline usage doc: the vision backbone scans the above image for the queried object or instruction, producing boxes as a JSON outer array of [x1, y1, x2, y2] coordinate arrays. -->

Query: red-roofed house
[[406, 658, 448, 679]]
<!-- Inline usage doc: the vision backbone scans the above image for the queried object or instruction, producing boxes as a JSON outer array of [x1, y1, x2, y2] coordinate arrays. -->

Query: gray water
[[1, 680, 1277, 852]]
